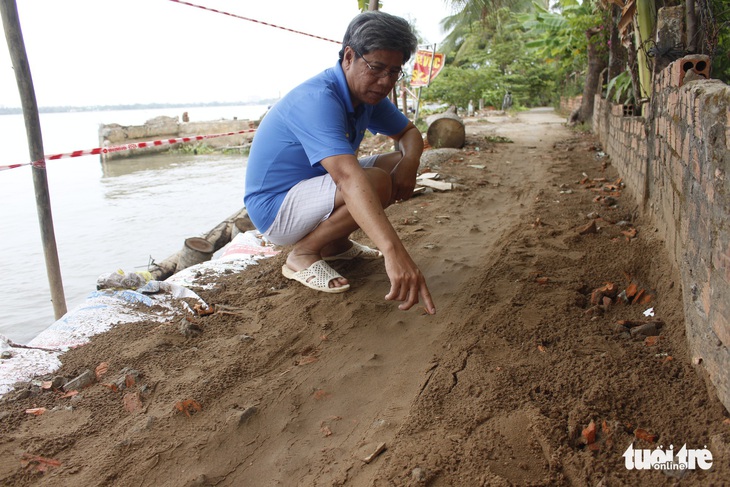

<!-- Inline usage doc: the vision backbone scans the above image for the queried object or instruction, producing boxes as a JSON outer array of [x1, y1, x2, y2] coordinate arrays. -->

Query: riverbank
[[98, 115, 258, 161], [0, 104, 268, 345], [1, 109, 728, 486]]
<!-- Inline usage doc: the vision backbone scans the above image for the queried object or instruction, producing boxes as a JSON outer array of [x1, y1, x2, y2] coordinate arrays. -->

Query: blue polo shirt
[[244, 61, 409, 232]]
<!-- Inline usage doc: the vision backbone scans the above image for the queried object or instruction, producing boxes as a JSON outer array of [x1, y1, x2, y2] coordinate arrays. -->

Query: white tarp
[[0, 231, 279, 397]]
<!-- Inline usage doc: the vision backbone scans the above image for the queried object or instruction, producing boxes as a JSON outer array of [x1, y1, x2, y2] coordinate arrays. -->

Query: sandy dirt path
[[217, 110, 562, 485], [1, 108, 728, 486]]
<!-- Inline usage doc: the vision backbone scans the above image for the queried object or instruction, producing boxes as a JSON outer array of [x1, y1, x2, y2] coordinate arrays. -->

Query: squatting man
[[244, 11, 436, 314]]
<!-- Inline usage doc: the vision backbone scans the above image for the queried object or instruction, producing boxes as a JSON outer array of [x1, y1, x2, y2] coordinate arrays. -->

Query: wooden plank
[[416, 179, 453, 191]]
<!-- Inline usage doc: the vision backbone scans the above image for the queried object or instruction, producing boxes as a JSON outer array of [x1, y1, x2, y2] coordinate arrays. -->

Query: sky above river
[[0, 0, 455, 108]]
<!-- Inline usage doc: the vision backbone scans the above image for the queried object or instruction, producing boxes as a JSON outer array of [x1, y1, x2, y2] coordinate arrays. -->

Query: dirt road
[[2, 108, 728, 486]]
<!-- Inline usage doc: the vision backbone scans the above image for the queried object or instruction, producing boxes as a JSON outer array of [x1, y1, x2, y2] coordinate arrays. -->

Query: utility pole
[[1, 0, 67, 320]]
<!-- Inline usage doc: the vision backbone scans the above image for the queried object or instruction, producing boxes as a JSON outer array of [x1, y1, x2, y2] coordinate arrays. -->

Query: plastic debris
[[96, 270, 152, 290]]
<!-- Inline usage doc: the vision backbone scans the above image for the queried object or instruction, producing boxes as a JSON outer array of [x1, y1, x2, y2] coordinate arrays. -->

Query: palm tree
[[441, 0, 533, 56]]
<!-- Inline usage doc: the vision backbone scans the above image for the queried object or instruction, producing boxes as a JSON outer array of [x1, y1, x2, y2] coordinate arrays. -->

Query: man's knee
[[373, 151, 403, 173], [365, 167, 392, 205]]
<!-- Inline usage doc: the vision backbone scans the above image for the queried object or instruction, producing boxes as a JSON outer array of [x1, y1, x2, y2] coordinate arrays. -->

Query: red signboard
[[410, 50, 445, 87]]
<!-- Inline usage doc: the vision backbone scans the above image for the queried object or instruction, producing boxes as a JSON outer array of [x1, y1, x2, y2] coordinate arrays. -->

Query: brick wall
[[592, 55, 730, 411], [560, 95, 583, 115]]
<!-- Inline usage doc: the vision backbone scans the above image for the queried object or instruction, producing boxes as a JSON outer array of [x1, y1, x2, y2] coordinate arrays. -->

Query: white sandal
[[281, 260, 350, 293]]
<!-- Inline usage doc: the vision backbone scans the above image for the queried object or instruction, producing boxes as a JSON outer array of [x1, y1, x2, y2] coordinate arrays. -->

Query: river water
[[0, 104, 268, 344]]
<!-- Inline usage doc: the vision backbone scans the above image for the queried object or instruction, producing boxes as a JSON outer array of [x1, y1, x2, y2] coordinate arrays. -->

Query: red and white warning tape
[[0, 128, 257, 172], [168, 0, 340, 45], [1, 4, 337, 173]]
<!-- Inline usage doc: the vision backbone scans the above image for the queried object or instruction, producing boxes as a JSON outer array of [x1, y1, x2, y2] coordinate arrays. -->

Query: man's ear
[[343, 46, 356, 67]]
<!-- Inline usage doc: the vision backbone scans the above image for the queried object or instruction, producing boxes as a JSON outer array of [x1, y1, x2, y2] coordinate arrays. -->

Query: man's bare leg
[[316, 151, 404, 257], [284, 166, 392, 288]]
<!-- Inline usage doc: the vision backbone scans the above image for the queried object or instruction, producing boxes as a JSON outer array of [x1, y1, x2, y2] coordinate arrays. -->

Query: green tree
[[520, 0, 609, 122], [425, 65, 497, 108], [706, 0, 730, 82], [423, 6, 554, 110], [418, 0, 729, 126]]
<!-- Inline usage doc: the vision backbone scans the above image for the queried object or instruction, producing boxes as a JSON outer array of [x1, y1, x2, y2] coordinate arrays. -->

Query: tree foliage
[[424, 65, 497, 108], [411, 0, 728, 116], [707, 0, 730, 82], [521, 1, 593, 74], [421, 4, 560, 110]]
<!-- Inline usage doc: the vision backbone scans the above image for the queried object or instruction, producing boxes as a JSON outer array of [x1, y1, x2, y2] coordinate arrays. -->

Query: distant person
[[244, 11, 435, 314], [502, 91, 513, 111]]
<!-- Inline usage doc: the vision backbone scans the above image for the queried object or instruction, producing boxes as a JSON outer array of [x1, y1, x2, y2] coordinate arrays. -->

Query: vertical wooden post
[[1, 0, 67, 319], [413, 87, 423, 123]]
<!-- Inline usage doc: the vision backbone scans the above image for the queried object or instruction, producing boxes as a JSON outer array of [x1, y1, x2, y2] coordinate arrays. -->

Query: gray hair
[[339, 11, 418, 64]]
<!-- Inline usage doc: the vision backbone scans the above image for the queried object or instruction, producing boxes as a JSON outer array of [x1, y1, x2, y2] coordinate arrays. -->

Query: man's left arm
[[389, 121, 424, 202]]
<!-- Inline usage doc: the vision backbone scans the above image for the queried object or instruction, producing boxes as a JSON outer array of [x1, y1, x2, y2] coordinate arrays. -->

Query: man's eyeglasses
[[353, 48, 405, 81]]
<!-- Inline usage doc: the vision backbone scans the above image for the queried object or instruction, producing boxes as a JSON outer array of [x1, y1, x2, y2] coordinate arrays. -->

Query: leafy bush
[[606, 71, 634, 105]]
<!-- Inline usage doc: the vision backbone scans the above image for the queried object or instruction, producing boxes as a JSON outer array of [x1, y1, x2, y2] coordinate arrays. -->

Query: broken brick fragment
[[630, 321, 664, 338], [582, 420, 597, 445], [625, 282, 638, 298], [123, 392, 143, 414], [634, 428, 658, 443], [590, 282, 618, 305], [578, 220, 598, 235], [601, 282, 618, 297]]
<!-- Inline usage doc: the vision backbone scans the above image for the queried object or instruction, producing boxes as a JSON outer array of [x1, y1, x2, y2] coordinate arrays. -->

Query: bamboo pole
[[1, 0, 67, 319], [634, 0, 656, 99]]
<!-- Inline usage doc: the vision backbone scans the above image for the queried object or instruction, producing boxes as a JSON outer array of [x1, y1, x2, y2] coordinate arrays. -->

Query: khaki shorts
[[263, 155, 379, 246]]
